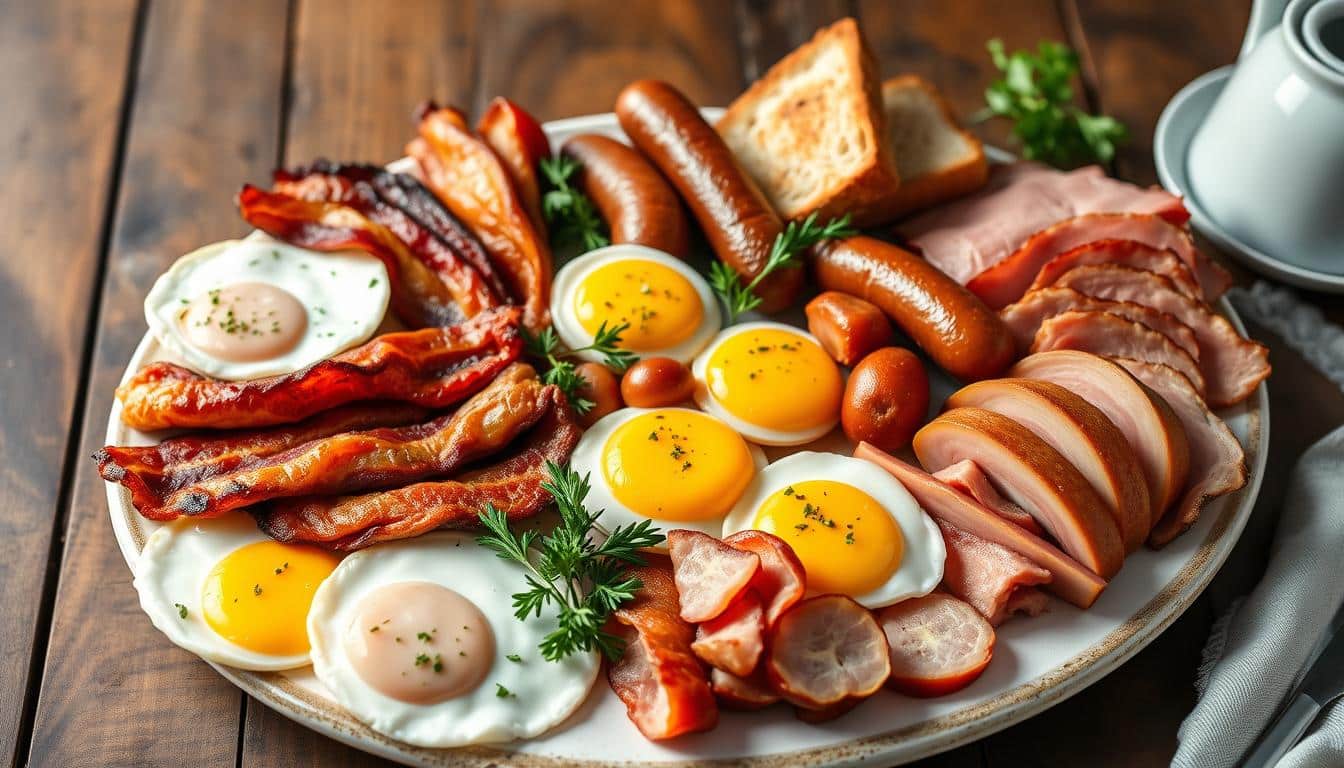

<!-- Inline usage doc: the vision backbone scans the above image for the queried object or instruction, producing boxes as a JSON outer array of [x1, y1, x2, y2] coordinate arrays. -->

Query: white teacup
[[1187, 0, 1344, 274]]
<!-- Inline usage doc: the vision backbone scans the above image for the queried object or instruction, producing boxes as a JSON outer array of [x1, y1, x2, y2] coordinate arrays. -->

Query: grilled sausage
[[561, 133, 690, 258]]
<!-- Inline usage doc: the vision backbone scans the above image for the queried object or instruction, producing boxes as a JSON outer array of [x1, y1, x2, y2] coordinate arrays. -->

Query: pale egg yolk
[[573, 259, 702, 351], [201, 541, 341, 656], [751, 480, 903, 596], [179, 282, 308, 362], [602, 410, 755, 522], [704, 328, 843, 432]]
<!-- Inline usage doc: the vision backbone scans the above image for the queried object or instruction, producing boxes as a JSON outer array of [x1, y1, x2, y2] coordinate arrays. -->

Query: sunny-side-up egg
[[570, 407, 767, 542], [550, 244, 720, 364], [134, 514, 343, 670], [144, 238, 391, 380], [691, 321, 844, 446], [723, 452, 945, 608], [306, 532, 599, 748]]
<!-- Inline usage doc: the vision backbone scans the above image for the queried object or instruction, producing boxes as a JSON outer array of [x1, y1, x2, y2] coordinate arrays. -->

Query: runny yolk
[[179, 282, 308, 362], [703, 327, 843, 432], [572, 259, 702, 351], [201, 541, 340, 656], [751, 480, 903, 596], [602, 410, 756, 522]]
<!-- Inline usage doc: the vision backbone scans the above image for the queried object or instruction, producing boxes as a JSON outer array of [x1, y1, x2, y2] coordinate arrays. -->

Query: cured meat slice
[[722, 529, 806, 626], [937, 521, 1051, 626], [710, 667, 780, 709], [1049, 264, 1271, 408], [116, 307, 522, 431], [691, 590, 766, 677], [1113, 359, 1249, 547], [1009, 350, 1190, 521], [879, 592, 995, 697], [855, 445, 1107, 608], [932, 460, 1043, 536], [1001, 286, 1199, 358], [667, 530, 760, 623], [764, 595, 891, 709], [945, 378, 1152, 551], [1032, 310, 1206, 397], [1028, 239, 1200, 299], [913, 407, 1124, 578]]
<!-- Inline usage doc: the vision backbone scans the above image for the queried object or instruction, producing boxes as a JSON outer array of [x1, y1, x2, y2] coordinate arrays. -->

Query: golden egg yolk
[[201, 541, 341, 656], [603, 410, 755, 522], [573, 259, 702, 351], [704, 328, 843, 432], [751, 480, 903, 596]]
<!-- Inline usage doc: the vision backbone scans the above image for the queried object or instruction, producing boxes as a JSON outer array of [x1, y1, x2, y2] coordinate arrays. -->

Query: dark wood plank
[[0, 1, 139, 764], [23, 2, 288, 765], [732, 0, 856, 81]]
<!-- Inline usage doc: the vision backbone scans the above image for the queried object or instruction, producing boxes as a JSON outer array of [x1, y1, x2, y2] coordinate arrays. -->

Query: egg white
[[722, 452, 945, 609], [144, 239, 390, 380], [691, 321, 842, 446], [134, 514, 319, 671], [306, 532, 600, 748], [550, 244, 721, 364]]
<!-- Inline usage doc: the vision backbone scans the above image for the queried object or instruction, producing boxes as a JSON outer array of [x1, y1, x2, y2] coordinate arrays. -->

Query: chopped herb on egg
[[414, 653, 431, 667], [417, 631, 433, 643], [495, 684, 515, 698], [175, 603, 188, 619], [368, 278, 378, 288], [845, 531, 855, 545], [253, 583, 262, 596], [506, 654, 522, 663], [432, 654, 443, 673], [783, 486, 794, 496]]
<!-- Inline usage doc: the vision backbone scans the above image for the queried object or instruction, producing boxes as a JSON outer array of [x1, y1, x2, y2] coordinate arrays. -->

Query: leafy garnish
[[476, 461, 665, 662], [979, 39, 1127, 167], [540, 156, 609, 252], [709, 212, 856, 323], [521, 322, 635, 413]]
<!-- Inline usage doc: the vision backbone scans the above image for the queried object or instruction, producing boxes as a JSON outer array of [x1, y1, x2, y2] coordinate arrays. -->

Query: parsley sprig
[[476, 461, 664, 661], [709, 212, 856, 323], [979, 39, 1127, 167], [522, 323, 635, 413], [539, 156, 609, 252]]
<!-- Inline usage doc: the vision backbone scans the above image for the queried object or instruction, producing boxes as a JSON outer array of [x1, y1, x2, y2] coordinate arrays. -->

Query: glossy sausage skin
[[615, 80, 800, 312], [561, 134, 691, 258], [812, 236, 1015, 382], [804, 291, 895, 366]]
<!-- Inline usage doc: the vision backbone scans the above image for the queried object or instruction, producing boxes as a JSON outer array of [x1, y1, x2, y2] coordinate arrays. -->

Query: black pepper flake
[[253, 583, 262, 596]]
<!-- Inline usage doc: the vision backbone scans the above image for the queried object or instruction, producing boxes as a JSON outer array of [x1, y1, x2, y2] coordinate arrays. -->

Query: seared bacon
[[932, 460, 1043, 536], [667, 529, 760, 623], [722, 529, 806, 626], [1032, 310, 1206, 397], [1002, 287, 1199, 358], [691, 589, 766, 677], [254, 384, 579, 550], [938, 521, 1051, 625], [116, 307, 522, 431], [1028, 239, 1201, 299], [710, 667, 780, 709]]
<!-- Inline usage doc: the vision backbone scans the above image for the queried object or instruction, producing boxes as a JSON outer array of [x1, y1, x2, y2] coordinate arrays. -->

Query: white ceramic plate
[[104, 111, 1268, 767]]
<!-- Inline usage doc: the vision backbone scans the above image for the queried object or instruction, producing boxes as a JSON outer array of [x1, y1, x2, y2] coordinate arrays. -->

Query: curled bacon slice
[[764, 595, 891, 710], [723, 529, 806, 626], [691, 589, 765, 677], [116, 307, 521, 431], [609, 565, 718, 740], [710, 667, 779, 710], [879, 592, 995, 697], [667, 529, 760, 623]]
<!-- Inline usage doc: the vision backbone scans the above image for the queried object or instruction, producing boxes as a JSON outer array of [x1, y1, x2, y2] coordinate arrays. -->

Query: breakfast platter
[[99, 18, 1269, 768]]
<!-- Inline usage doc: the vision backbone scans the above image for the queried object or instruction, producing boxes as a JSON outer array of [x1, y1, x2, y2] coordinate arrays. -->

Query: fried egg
[[691, 321, 844, 445], [550, 244, 720, 364], [134, 514, 342, 670], [144, 238, 390, 380], [722, 452, 944, 608], [306, 532, 599, 747]]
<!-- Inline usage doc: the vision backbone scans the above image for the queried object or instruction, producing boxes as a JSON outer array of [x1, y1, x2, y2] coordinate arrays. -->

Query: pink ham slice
[[897, 163, 1189, 285], [945, 378, 1152, 552], [1048, 264, 1271, 408], [1029, 239, 1201, 299], [932, 459, 1044, 537], [966, 213, 1232, 309], [938, 520, 1051, 626], [1112, 358, 1249, 547], [1032, 310, 1206, 397], [1001, 286, 1200, 358], [854, 444, 1108, 608]]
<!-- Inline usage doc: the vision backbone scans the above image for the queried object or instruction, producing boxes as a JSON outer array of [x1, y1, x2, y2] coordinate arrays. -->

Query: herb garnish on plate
[[709, 212, 856, 323]]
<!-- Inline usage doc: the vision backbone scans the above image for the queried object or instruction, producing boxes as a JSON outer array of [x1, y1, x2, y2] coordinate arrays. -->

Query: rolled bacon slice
[[937, 521, 1050, 626], [1028, 239, 1201, 299], [691, 590, 766, 677], [667, 529, 760, 623], [1001, 286, 1199, 358], [880, 592, 995, 697], [932, 460, 1043, 536], [116, 307, 521, 431], [1113, 358, 1249, 547], [764, 595, 891, 710], [722, 529, 806, 626], [1032, 310, 1207, 397]]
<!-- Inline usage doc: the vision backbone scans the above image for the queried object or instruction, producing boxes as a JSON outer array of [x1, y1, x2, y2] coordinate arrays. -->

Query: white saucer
[[1155, 65, 1344, 293]]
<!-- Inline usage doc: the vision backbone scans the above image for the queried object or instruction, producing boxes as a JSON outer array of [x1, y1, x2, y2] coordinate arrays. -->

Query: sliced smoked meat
[[1001, 286, 1199, 358], [1028, 239, 1200, 299], [1032, 310, 1206, 397], [937, 520, 1051, 625], [932, 459, 1043, 536]]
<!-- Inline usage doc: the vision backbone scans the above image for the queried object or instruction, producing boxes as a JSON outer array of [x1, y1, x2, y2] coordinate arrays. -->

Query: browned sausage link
[[615, 80, 801, 313], [812, 236, 1016, 382], [561, 134, 691, 258]]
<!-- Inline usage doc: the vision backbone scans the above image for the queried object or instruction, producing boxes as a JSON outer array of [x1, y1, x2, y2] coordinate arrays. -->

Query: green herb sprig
[[979, 39, 1127, 167], [522, 323, 635, 413], [709, 212, 856, 323], [539, 156, 609, 252], [476, 461, 665, 662]]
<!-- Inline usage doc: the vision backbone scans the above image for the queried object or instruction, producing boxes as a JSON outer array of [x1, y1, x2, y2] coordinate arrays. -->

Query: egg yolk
[[703, 328, 843, 432], [572, 259, 702, 351], [201, 541, 341, 656], [603, 410, 755, 522], [751, 480, 903, 596], [178, 282, 308, 362]]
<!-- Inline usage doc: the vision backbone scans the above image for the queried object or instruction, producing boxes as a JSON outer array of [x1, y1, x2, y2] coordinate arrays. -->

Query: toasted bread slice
[[717, 18, 900, 225]]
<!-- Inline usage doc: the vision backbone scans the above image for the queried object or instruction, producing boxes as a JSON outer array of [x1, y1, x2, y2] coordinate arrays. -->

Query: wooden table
[[6, 1, 1343, 765]]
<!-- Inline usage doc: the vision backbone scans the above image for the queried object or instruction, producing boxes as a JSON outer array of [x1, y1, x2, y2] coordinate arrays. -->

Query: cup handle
[[1243, 0, 1290, 57]]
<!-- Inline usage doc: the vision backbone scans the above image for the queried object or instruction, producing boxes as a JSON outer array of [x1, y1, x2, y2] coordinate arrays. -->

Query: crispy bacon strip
[[116, 307, 522, 431], [254, 385, 579, 550]]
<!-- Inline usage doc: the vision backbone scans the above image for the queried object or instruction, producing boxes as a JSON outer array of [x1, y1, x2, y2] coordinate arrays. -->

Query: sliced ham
[[945, 378, 1151, 551], [1032, 310, 1207, 397], [710, 667, 779, 709], [879, 592, 996, 697], [722, 529, 806, 627], [1049, 264, 1271, 408], [932, 459, 1044, 536], [667, 529, 759, 623], [1028, 239, 1201, 299], [855, 444, 1108, 608], [764, 595, 890, 710], [1001, 286, 1199, 358], [691, 590, 765, 677], [1113, 359, 1249, 547], [1002, 588, 1050, 620], [966, 213, 1231, 309], [897, 163, 1189, 285], [937, 520, 1051, 625]]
